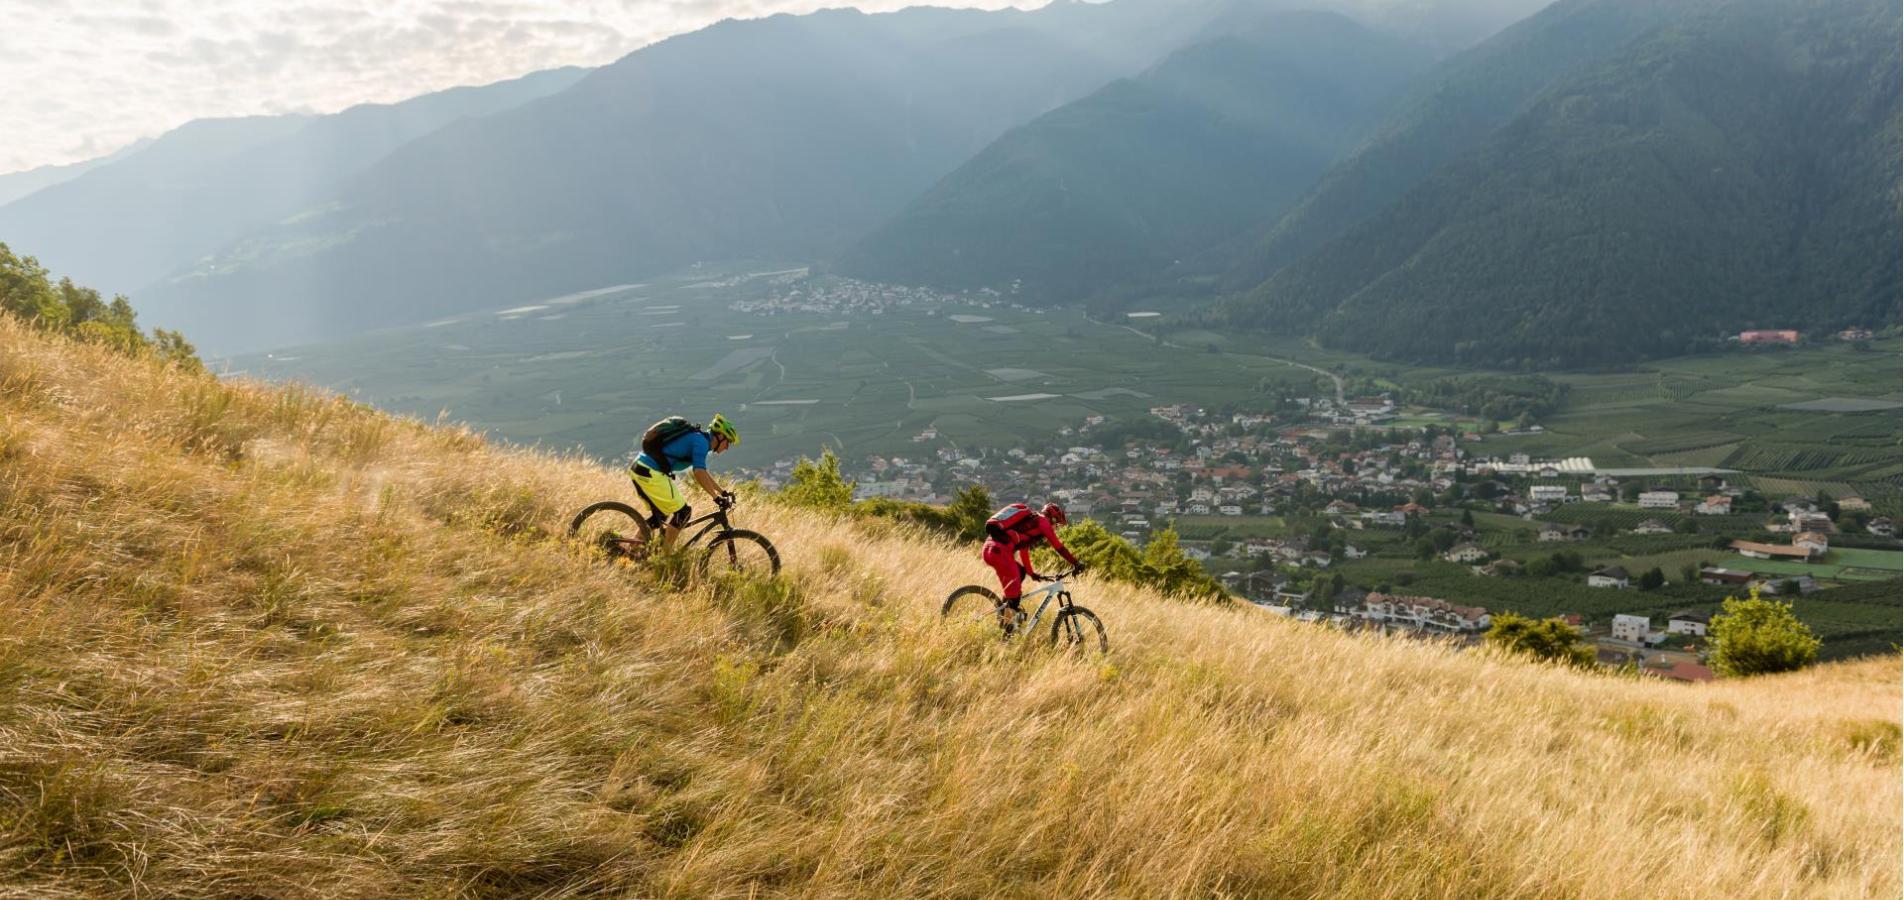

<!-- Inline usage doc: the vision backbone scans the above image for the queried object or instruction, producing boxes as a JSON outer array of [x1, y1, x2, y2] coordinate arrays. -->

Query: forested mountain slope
[[1228, 0, 1900, 367], [1220, 0, 1714, 290], [837, 11, 1432, 300]]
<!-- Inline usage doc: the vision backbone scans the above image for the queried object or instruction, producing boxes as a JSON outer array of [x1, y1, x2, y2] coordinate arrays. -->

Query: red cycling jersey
[[982, 504, 1079, 602]]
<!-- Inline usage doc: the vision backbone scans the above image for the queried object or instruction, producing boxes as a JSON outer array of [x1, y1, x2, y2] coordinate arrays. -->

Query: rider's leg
[[630, 466, 687, 550], [982, 540, 1023, 632], [658, 506, 691, 549]]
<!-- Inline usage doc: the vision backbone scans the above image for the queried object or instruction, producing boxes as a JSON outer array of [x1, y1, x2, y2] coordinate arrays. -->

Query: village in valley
[[733, 371, 1900, 678]]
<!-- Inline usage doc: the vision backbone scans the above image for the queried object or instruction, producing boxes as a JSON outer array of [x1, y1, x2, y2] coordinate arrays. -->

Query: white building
[[1359, 593, 1490, 633], [1587, 566, 1630, 589], [1667, 611, 1710, 636], [1444, 543, 1490, 564], [1530, 485, 1569, 503], [1638, 491, 1681, 510], [1695, 496, 1733, 515], [1610, 614, 1651, 643]]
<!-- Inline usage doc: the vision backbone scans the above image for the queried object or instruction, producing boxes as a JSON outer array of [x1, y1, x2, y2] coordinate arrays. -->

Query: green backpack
[[640, 416, 702, 474]]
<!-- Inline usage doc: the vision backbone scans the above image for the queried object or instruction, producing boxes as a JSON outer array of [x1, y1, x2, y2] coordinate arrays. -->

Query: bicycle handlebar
[[1032, 567, 1084, 583]]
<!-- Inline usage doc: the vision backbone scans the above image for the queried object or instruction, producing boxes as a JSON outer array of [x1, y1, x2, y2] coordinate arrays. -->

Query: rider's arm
[[1038, 516, 1081, 568], [692, 467, 726, 498], [687, 434, 728, 499], [1016, 544, 1039, 580]]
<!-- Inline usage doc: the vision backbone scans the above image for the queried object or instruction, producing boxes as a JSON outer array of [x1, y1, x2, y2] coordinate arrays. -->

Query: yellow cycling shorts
[[631, 465, 686, 515]]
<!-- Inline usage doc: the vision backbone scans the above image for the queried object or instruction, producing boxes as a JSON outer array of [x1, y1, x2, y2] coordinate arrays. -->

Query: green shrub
[[1708, 588, 1821, 677], [1484, 613, 1594, 668], [780, 449, 855, 511], [0, 242, 199, 369]]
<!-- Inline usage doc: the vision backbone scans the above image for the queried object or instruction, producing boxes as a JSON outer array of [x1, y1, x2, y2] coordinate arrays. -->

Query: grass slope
[[2, 317, 1898, 897]]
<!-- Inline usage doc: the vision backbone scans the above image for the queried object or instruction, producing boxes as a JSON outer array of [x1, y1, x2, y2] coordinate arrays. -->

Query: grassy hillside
[[2, 316, 1898, 897]]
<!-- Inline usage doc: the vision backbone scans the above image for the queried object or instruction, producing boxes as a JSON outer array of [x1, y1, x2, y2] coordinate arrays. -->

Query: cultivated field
[[233, 269, 1332, 468]]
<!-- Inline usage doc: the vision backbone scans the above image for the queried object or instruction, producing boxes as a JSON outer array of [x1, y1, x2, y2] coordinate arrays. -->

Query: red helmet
[[1041, 502, 1068, 526]]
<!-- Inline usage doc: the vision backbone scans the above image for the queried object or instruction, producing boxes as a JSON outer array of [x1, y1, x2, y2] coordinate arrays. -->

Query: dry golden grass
[[0, 316, 1898, 898]]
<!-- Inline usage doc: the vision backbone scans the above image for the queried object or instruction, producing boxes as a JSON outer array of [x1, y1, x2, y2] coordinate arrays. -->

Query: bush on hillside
[[856, 485, 995, 543], [781, 449, 856, 511], [0, 242, 199, 368], [779, 450, 997, 542], [777, 451, 1222, 602], [1483, 613, 1594, 668], [1708, 588, 1822, 677], [1060, 521, 1229, 603]]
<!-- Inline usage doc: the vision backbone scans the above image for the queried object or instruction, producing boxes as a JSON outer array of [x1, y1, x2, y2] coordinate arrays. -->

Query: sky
[[1, 0, 1038, 175]]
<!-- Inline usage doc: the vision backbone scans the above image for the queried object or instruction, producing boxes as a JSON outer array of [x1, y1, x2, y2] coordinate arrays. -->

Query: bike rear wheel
[[701, 529, 781, 576], [569, 501, 652, 555], [1051, 606, 1108, 653], [941, 585, 1001, 623]]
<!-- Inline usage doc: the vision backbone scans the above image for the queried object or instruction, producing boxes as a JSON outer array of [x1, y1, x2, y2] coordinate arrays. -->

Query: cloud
[[0, 0, 1038, 175]]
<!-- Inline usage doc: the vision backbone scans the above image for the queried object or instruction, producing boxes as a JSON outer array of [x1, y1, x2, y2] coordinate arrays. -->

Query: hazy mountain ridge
[[835, 11, 1434, 300], [1227, 0, 1901, 367], [0, 67, 588, 299], [0, 138, 154, 208], [137, 1, 1248, 353]]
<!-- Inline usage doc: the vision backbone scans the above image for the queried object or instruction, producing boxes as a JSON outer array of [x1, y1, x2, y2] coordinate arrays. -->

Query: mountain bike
[[568, 494, 780, 575], [941, 568, 1107, 652]]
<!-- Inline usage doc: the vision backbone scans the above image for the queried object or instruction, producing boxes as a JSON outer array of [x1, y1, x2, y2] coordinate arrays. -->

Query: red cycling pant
[[982, 539, 1025, 604]]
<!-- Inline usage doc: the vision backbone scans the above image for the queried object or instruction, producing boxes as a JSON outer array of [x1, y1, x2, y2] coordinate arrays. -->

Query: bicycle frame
[[1007, 575, 1075, 633], [672, 508, 733, 548]]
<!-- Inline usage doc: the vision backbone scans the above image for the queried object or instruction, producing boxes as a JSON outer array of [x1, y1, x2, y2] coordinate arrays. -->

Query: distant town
[[728, 362, 1893, 680]]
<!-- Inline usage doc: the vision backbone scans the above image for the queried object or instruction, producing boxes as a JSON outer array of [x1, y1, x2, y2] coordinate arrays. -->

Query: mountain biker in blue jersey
[[626, 414, 740, 550]]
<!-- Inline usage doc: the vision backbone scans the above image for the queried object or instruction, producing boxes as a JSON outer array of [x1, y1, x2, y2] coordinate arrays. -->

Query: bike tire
[[701, 529, 781, 576], [941, 585, 1000, 621], [1050, 606, 1108, 654], [568, 501, 652, 553]]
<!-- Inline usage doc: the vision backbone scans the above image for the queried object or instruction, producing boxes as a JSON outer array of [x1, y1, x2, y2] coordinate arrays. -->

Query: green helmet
[[707, 413, 739, 445]]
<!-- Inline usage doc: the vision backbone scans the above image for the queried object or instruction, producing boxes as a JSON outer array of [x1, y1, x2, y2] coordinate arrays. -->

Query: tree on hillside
[[0, 242, 198, 368], [1637, 567, 1665, 591], [944, 485, 995, 542], [1059, 522, 1228, 603], [1707, 588, 1821, 677], [1141, 528, 1227, 601], [782, 449, 855, 511], [1483, 613, 1594, 668]]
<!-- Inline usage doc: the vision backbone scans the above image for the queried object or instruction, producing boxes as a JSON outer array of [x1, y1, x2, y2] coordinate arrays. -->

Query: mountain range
[[0, 0, 1894, 365], [1226, 0, 1900, 366], [835, 10, 1434, 301], [0, 68, 588, 299]]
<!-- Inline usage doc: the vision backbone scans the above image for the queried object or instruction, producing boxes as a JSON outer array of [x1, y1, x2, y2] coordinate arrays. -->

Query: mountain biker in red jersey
[[983, 502, 1084, 632]]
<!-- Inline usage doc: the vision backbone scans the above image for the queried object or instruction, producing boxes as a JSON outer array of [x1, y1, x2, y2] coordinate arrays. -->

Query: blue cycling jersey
[[637, 429, 710, 474]]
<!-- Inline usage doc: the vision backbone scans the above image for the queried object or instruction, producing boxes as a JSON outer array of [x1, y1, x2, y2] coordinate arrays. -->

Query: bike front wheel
[[1051, 606, 1108, 653], [569, 501, 652, 554], [701, 529, 781, 576]]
